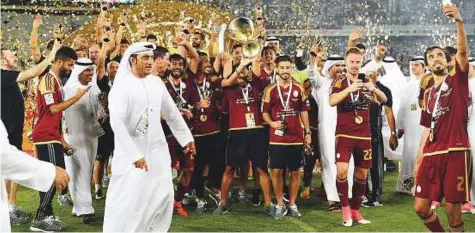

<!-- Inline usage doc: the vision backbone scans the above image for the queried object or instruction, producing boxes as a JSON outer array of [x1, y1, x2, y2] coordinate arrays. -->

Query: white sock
[[95, 184, 101, 192], [8, 203, 17, 211]]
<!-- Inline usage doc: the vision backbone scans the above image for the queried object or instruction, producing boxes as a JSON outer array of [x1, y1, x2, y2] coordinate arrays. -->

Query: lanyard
[[241, 84, 251, 112], [346, 78, 360, 102], [168, 76, 186, 103], [266, 68, 277, 84], [277, 79, 293, 110], [428, 75, 448, 130], [196, 78, 207, 101]]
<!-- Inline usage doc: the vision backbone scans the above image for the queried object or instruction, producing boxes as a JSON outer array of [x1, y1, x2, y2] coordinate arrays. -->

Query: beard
[[279, 72, 291, 80], [59, 68, 71, 79], [170, 69, 183, 79], [432, 67, 446, 76], [203, 67, 213, 75], [431, 63, 447, 76], [192, 42, 200, 49]]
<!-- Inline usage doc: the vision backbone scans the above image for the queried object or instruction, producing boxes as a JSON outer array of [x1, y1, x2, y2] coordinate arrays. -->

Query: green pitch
[[11, 172, 474, 232]]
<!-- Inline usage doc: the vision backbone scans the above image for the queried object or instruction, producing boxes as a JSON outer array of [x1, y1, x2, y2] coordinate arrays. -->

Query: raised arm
[[329, 79, 364, 107], [175, 34, 199, 74], [347, 27, 362, 50], [17, 39, 61, 83], [110, 24, 125, 61], [221, 58, 252, 87], [30, 15, 43, 64], [444, 4, 468, 71]]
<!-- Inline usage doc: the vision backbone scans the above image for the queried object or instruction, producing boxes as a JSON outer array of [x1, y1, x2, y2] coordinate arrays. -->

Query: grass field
[[11, 172, 475, 232]]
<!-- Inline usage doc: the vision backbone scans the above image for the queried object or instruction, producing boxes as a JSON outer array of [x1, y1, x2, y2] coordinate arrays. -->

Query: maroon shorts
[[167, 136, 195, 169], [335, 136, 372, 169], [415, 151, 472, 203]]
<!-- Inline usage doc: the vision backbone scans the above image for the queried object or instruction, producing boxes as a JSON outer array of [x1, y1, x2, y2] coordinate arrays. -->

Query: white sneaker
[[182, 190, 197, 205], [343, 219, 353, 227], [209, 191, 221, 206], [288, 204, 302, 217], [196, 200, 207, 213], [58, 194, 73, 206]]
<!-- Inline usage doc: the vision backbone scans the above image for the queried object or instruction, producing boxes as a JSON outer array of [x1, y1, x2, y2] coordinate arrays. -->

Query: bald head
[[89, 44, 101, 64], [107, 60, 119, 80], [1, 49, 19, 70]]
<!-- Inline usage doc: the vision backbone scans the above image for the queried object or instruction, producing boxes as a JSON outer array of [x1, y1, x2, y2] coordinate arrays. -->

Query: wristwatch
[[391, 131, 396, 136]]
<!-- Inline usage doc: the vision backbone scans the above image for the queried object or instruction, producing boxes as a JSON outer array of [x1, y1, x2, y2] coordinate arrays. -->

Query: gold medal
[[200, 114, 207, 122], [429, 129, 434, 142], [354, 115, 363, 124]]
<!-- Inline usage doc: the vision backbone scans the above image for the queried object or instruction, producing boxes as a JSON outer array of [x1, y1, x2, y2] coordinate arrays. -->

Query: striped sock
[[449, 222, 464, 232], [423, 210, 445, 232]]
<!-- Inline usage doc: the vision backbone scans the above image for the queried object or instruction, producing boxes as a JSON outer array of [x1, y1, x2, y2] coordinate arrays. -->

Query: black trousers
[[190, 133, 225, 198], [35, 143, 66, 220], [303, 129, 320, 187], [366, 132, 384, 203]]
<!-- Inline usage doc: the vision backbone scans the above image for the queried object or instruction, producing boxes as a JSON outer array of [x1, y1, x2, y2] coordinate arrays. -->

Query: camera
[[358, 73, 367, 83]]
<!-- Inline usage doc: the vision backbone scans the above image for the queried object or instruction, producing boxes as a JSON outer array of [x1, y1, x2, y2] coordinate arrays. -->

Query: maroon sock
[[350, 177, 366, 210], [336, 177, 349, 207], [449, 222, 464, 232], [423, 210, 445, 232]]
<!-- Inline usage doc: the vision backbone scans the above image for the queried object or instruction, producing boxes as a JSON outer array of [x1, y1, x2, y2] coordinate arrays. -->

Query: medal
[[200, 114, 207, 122], [355, 115, 363, 124]]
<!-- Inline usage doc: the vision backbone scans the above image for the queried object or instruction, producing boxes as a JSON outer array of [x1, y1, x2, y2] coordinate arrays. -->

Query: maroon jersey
[[308, 94, 318, 130], [223, 79, 264, 131], [164, 76, 193, 128], [262, 82, 310, 145], [331, 77, 371, 140], [421, 61, 470, 156], [31, 71, 63, 144], [188, 75, 222, 137], [258, 67, 277, 88]]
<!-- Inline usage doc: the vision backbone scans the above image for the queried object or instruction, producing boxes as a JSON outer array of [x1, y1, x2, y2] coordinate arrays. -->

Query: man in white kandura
[[462, 58, 475, 213], [396, 56, 426, 195], [1, 122, 70, 232], [103, 42, 195, 232], [63, 58, 101, 224], [308, 54, 355, 211]]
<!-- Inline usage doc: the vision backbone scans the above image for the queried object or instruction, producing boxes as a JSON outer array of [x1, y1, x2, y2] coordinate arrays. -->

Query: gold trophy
[[218, 17, 262, 58]]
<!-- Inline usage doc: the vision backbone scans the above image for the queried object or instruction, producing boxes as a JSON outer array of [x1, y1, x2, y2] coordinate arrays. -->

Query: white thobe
[[395, 77, 423, 193], [467, 78, 475, 204], [308, 67, 354, 201], [1, 123, 55, 232], [103, 74, 193, 232], [63, 84, 99, 216], [378, 74, 405, 161]]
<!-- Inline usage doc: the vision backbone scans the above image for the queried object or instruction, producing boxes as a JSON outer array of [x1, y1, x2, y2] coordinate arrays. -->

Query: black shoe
[[82, 214, 97, 224], [95, 189, 104, 200], [251, 189, 261, 207]]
